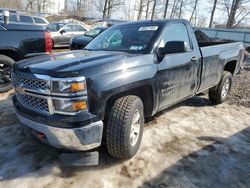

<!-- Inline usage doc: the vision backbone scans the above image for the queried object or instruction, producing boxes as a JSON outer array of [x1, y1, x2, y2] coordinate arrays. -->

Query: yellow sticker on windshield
[[138, 26, 158, 31]]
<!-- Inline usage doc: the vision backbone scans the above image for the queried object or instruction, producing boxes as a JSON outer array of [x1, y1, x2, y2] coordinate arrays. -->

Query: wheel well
[[105, 85, 154, 119], [0, 50, 22, 61], [224, 60, 237, 75]]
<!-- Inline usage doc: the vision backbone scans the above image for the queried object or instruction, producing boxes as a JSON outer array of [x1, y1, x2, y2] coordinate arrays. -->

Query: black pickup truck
[[0, 19, 52, 92], [12, 19, 244, 159]]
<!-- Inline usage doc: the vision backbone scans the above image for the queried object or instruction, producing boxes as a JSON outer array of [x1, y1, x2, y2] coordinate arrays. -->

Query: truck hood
[[14, 50, 144, 78]]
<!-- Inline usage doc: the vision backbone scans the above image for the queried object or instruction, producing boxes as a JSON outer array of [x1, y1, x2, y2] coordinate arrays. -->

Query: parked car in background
[[0, 12, 52, 92], [19, 13, 49, 25], [0, 8, 18, 22], [47, 22, 89, 48], [0, 9, 49, 25], [70, 26, 108, 50]]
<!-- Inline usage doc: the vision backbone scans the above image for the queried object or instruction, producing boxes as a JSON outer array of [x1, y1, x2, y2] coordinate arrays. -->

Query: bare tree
[[123, 0, 135, 20], [76, 0, 82, 16], [189, 0, 199, 22], [170, 0, 180, 18], [224, 0, 250, 28], [40, 0, 54, 13], [0, 0, 22, 10], [178, 0, 186, 18], [137, 0, 144, 20], [163, 0, 169, 18], [25, 0, 36, 12], [151, 0, 157, 19], [145, 0, 151, 19], [37, 0, 41, 12], [209, 0, 218, 27], [64, 0, 69, 12], [95, 0, 124, 18]]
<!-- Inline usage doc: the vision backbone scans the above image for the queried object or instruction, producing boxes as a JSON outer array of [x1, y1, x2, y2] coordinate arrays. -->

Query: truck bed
[[198, 42, 244, 92]]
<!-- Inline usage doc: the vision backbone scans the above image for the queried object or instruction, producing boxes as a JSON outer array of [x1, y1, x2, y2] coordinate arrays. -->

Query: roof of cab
[[113, 19, 189, 27]]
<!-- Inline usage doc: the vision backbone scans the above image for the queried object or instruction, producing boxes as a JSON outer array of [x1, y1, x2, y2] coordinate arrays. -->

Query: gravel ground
[[227, 70, 250, 108], [0, 70, 249, 188]]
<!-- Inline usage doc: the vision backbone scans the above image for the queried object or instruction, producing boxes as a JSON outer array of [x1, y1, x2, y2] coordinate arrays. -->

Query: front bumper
[[17, 113, 103, 151]]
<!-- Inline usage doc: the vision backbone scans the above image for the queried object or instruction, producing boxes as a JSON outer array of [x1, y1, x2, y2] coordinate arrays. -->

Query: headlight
[[52, 77, 86, 95], [51, 76, 87, 115], [53, 97, 87, 114]]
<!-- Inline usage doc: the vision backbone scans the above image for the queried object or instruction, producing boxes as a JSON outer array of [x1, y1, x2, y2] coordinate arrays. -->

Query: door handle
[[191, 57, 198, 61]]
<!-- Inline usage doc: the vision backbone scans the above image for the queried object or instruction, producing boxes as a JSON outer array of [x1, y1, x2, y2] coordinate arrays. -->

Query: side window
[[20, 15, 34, 23], [74, 25, 87, 32], [34, 17, 46, 24], [63, 25, 74, 32], [160, 23, 192, 51]]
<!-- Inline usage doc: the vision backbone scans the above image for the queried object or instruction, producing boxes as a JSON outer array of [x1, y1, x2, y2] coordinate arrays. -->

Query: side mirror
[[60, 30, 66, 35], [158, 41, 187, 56], [3, 10, 10, 25]]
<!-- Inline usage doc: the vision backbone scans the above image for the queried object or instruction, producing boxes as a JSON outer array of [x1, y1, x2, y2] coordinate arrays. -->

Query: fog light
[[53, 97, 87, 115]]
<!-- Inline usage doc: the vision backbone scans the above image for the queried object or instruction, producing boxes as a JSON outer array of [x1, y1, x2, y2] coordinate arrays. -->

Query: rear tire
[[209, 71, 232, 104], [106, 95, 144, 159], [0, 55, 14, 93]]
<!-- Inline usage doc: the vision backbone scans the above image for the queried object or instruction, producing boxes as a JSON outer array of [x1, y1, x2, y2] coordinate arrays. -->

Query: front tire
[[0, 55, 14, 93], [106, 95, 144, 159], [209, 71, 232, 104]]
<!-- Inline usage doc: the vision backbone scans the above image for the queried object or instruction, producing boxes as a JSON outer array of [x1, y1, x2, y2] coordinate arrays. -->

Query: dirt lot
[[0, 70, 249, 188]]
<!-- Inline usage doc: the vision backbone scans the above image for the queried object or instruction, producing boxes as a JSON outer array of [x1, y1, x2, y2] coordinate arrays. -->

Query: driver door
[[59, 24, 75, 45], [157, 23, 200, 110]]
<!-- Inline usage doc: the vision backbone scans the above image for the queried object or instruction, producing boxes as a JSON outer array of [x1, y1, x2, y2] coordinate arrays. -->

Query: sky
[[47, 0, 248, 27]]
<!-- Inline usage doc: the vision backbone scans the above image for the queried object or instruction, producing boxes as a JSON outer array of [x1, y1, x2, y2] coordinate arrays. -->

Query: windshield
[[85, 25, 159, 53], [85, 28, 103, 37], [47, 23, 65, 32]]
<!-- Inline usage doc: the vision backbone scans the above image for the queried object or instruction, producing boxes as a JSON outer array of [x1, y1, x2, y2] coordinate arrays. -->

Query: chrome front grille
[[16, 92, 49, 114], [12, 73, 48, 91], [12, 72, 51, 114], [12, 72, 87, 116]]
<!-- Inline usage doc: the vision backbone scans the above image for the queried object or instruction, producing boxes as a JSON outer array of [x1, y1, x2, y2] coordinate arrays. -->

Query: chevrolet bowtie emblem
[[15, 83, 25, 94]]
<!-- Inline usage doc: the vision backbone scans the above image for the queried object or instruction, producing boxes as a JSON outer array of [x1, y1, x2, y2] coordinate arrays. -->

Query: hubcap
[[221, 78, 230, 98], [130, 109, 141, 146]]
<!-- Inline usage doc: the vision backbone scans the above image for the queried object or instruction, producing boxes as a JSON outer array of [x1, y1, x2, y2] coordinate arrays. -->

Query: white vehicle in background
[[47, 22, 89, 48]]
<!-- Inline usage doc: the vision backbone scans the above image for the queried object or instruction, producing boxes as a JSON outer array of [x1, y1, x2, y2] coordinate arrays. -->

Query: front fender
[[88, 62, 158, 119]]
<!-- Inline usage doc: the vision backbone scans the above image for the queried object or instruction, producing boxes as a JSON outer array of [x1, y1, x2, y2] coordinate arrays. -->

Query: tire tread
[[106, 95, 142, 159]]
